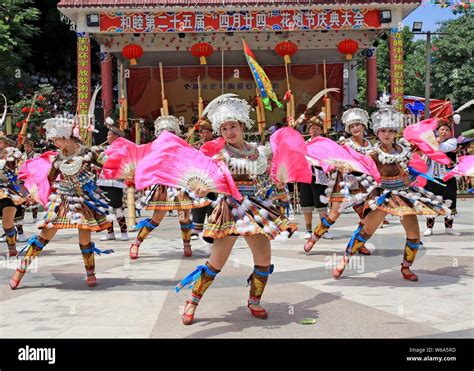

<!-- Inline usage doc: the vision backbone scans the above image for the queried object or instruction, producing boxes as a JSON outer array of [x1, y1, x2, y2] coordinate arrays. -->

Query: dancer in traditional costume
[[304, 108, 372, 254], [96, 121, 129, 241], [0, 134, 27, 257], [10, 117, 115, 289], [423, 122, 460, 236], [298, 117, 333, 241], [129, 115, 209, 259], [176, 95, 297, 325], [332, 94, 452, 282], [190, 120, 215, 240]]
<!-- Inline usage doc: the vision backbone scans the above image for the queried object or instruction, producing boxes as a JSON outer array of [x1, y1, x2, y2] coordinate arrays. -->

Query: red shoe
[[10, 268, 25, 290], [183, 245, 192, 257], [383, 219, 390, 225], [358, 246, 371, 256], [332, 256, 349, 280], [247, 301, 268, 319], [303, 239, 316, 253], [8, 248, 18, 257], [401, 264, 418, 282], [182, 301, 197, 325], [86, 272, 97, 287], [86, 269, 97, 287], [129, 243, 140, 260]]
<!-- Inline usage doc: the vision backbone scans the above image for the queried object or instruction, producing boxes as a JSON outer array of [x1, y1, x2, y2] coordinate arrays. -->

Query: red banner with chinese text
[[77, 33, 91, 116], [390, 32, 404, 112], [100, 9, 381, 33]]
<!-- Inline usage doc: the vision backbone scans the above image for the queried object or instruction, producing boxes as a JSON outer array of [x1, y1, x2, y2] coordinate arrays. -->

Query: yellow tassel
[[284, 54, 291, 64], [130, 58, 137, 66], [346, 54, 352, 61], [200, 56, 207, 65]]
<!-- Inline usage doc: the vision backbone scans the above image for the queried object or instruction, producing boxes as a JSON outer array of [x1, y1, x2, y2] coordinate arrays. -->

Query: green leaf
[[299, 318, 317, 325]]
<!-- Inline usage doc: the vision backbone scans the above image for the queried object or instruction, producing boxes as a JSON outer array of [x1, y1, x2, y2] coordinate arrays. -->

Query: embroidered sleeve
[[439, 138, 457, 153]]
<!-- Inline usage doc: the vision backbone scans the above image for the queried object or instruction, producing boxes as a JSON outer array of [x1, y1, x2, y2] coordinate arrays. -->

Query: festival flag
[[243, 39, 283, 111]]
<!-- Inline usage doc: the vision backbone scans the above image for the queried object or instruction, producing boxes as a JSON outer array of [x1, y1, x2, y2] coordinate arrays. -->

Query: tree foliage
[[431, 14, 474, 107], [0, 0, 40, 94], [357, 14, 473, 108]]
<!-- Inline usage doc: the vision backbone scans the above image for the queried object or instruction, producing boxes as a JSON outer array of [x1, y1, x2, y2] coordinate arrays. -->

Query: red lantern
[[338, 39, 359, 60], [190, 42, 213, 65], [275, 41, 298, 64], [122, 44, 143, 66]]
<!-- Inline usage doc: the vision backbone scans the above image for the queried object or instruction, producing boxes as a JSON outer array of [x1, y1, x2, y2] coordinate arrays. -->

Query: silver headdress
[[43, 117, 75, 140], [342, 108, 370, 133], [203, 94, 254, 134], [154, 115, 181, 136], [370, 93, 404, 134]]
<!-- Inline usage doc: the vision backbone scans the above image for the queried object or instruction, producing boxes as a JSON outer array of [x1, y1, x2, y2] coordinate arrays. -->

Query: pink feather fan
[[200, 137, 226, 157], [403, 118, 451, 165], [443, 155, 474, 181], [409, 153, 428, 187], [101, 137, 151, 183], [18, 151, 57, 206], [135, 131, 242, 201], [270, 127, 312, 184], [306, 137, 380, 182]]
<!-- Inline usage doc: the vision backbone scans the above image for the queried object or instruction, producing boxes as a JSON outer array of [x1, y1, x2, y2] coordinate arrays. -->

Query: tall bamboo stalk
[[159, 62, 169, 116]]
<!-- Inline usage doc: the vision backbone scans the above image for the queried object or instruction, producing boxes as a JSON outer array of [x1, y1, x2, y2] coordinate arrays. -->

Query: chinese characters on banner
[[77, 33, 91, 140], [390, 31, 404, 111], [100, 9, 381, 33]]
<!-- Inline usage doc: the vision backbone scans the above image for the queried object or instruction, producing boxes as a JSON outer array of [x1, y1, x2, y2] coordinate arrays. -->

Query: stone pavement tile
[[151, 277, 439, 338], [271, 248, 335, 263], [420, 242, 474, 258], [299, 273, 472, 335], [229, 248, 327, 273], [428, 320, 474, 333], [0, 286, 168, 338], [0, 323, 67, 338], [411, 255, 473, 278], [396, 297, 473, 324], [1, 201, 472, 339], [416, 328, 474, 338], [54, 324, 150, 338], [302, 270, 473, 301]]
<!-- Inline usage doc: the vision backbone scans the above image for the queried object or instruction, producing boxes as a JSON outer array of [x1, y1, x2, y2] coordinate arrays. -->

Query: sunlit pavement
[[1, 199, 472, 338]]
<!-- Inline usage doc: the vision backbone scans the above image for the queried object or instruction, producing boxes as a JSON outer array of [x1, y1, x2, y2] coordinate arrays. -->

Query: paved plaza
[[1, 199, 473, 339]]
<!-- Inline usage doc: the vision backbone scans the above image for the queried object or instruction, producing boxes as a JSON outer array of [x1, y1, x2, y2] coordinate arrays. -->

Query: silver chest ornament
[[59, 156, 84, 176]]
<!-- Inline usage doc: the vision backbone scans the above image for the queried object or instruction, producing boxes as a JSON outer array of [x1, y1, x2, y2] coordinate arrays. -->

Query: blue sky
[[403, 5, 461, 38]]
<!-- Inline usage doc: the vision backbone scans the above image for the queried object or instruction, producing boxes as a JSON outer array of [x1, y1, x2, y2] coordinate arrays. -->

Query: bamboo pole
[[134, 119, 141, 145], [322, 60, 331, 134], [118, 62, 128, 131], [198, 75, 204, 118], [159, 62, 169, 116], [127, 185, 136, 229], [284, 60, 296, 127], [6, 113, 12, 135], [255, 88, 266, 144]]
